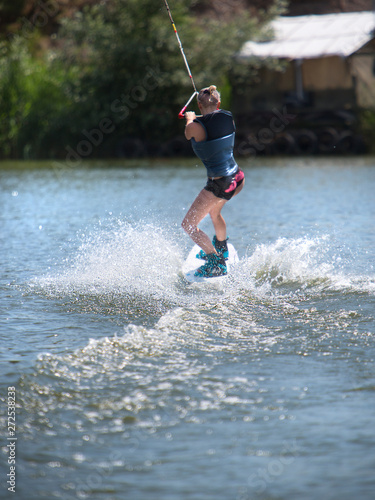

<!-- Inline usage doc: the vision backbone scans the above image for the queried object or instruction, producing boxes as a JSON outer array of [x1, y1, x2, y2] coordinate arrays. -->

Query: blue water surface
[[0, 157, 374, 500]]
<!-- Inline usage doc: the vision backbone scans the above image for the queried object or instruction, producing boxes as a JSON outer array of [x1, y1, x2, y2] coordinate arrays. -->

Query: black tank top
[[194, 110, 235, 141]]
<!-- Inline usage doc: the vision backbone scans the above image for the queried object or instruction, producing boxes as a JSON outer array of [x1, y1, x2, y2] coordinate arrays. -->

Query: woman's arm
[[184, 112, 206, 142]]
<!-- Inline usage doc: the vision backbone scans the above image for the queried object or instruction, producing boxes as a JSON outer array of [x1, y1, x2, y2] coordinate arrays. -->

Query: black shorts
[[204, 169, 245, 201]]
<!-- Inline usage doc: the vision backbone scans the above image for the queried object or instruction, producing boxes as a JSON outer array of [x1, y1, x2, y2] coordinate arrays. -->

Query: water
[[1, 157, 375, 500]]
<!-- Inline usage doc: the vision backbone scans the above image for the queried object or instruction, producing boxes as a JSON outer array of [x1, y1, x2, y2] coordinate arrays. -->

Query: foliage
[[54, 0, 270, 145], [0, 0, 285, 159], [359, 109, 375, 153], [0, 36, 76, 158], [0, 0, 26, 25]]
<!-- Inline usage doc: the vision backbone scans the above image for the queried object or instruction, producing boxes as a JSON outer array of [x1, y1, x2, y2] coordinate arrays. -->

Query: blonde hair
[[197, 85, 220, 107]]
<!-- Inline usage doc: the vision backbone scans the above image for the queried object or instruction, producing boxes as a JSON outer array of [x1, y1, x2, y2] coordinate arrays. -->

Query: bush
[[0, 0, 285, 159], [359, 109, 375, 154], [0, 35, 77, 158]]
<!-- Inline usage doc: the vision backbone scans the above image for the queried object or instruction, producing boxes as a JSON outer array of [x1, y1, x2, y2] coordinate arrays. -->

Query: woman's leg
[[208, 177, 244, 241], [182, 189, 226, 255], [209, 203, 227, 241], [233, 178, 245, 198]]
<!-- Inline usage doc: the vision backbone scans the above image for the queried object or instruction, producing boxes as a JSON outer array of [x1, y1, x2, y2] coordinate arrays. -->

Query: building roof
[[239, 11, 375, 60]]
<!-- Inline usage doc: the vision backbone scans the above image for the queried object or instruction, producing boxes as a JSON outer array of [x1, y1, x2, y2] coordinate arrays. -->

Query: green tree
[[0, 35, 76, 158], [53, 0, 281, 153], [0, 0, 287, 158]]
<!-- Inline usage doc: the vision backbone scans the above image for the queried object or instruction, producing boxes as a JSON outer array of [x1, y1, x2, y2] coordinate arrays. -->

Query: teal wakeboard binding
[[194, 252, 227, 278], [196, 236, 229, 261]]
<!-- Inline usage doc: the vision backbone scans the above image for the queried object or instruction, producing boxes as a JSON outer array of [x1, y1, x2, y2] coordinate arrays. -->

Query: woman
[[182, 85, 245, 277]]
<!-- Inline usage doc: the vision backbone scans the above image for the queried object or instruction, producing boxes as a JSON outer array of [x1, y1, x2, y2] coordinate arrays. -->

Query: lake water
[[1, 157, 375, 500]]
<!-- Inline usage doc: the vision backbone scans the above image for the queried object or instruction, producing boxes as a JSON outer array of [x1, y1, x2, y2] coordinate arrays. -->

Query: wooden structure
[[235, 11, 375, 154]]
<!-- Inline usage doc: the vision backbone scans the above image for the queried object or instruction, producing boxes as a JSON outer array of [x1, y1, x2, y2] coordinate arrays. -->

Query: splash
[[230, 235, 375, 298], [31, 228, 374, 323], [34, 220, 184, 307]]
